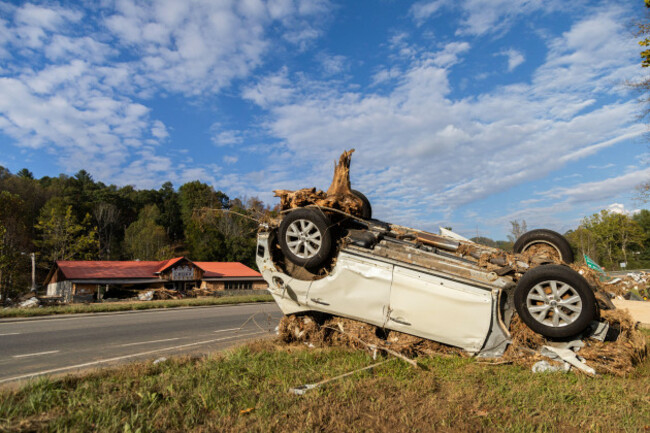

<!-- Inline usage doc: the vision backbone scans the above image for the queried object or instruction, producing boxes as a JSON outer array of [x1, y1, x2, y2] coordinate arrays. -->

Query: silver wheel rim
[[285, 219, 322, 259], [526, 280, 582, 328]]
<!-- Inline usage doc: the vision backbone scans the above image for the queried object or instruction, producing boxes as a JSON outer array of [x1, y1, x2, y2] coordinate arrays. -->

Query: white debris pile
[[604, 272, 649, 300], [17, 297, 40, 308]]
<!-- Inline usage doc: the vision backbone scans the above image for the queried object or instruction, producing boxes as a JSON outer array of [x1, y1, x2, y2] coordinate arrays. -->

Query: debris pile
[[186, 287, 215, 297], [152, 288, 184, 300], [17, 296, 40, 309], [278, 310, 647, 376], [604, 272, 649, 300]]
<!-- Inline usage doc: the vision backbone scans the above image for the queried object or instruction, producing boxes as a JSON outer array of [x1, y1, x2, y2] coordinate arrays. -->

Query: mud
[[278, 310, 648, 376]]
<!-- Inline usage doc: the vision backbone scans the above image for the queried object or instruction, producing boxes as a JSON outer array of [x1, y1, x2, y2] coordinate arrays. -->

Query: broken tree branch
[[324, 324, 420, 368]]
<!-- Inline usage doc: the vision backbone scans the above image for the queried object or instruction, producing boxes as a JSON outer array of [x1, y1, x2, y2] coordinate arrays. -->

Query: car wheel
[[351, 189, 372, 219], [514, 264, 597, 338], [513, 229, 574, 263], [278, 208, 333, 269]]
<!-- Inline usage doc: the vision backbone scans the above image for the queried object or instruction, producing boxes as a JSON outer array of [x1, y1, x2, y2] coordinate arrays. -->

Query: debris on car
[[258, 150, 648, 374]]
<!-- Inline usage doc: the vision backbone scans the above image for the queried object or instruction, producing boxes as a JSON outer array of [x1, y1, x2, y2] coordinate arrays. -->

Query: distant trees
[[566, 210, 647, 269], [470, 236, 497, 248], [0, 165, 280, 296]]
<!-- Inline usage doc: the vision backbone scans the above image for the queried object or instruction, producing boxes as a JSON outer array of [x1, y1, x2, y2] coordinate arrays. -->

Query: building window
[[225, 281, 252, 290]]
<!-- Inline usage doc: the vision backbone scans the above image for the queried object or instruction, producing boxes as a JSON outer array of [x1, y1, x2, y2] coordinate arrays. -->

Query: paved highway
[[0, 303, 282, 385]]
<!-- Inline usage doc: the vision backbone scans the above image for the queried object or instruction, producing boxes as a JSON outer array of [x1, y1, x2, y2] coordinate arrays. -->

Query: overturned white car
[[257, 192, 604, 357]]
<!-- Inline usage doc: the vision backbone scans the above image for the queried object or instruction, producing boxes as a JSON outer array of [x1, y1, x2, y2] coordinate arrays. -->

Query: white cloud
[[317, 53, 348, 76], [431, 41, 470, 67], [588, 163, 615, 169], [499, 49, 524, 71], [456, 0, 564, 36], [606, 203, 640, 216], [103, 0, 331, 96], [210, 124, 244, 147], [409, 0, 450, 25], [542, 168, 650, 204], [151, 120, 169, 139], [243, 7, 642, 227], [223, 155, 239, 164], [408, 0, 566, 36], [0, 0, 333, 188], [242, 67, 295, 108]]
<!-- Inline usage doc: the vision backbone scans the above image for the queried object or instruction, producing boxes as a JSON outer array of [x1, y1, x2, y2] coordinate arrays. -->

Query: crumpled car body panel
[[256, 231, 513, 355]]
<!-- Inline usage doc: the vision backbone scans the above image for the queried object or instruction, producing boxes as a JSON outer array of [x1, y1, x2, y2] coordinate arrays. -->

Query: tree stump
[[274, 149, 363, 216]]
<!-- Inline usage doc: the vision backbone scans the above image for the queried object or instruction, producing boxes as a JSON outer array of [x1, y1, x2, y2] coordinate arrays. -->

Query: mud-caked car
[[257, 191, 604, 357]]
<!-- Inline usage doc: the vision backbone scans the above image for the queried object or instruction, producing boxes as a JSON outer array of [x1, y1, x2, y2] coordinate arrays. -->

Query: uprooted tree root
[[278, 310, 648, 376], [273, 149, 364, 217]]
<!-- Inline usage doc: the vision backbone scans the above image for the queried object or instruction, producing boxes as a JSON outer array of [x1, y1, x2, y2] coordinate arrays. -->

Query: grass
[[1, 331, 649, 433], [0, 294, 273, 318]]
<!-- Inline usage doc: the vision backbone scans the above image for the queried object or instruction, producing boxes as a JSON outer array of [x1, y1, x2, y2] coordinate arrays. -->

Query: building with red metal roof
[[44, 257, 266, 302]]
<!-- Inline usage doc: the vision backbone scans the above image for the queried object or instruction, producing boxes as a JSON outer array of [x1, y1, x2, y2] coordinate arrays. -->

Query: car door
[[306, 252, 393, 327], [387, 266, 493, 353]]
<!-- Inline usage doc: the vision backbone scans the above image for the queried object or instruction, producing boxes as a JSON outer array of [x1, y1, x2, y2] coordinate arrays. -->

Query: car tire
[[514, 264, 597, 338], [513, 229, 574, 263], [279, 208, 333, 270], [351, 189, 372, 219]]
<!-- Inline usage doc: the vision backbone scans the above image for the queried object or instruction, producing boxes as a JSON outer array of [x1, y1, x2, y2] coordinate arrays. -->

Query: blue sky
[[0, 0, 647, 239]]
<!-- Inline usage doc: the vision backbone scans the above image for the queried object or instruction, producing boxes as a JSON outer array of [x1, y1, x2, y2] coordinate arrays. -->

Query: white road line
[[213, 328, 240, 333], [13, 350, 60, 358], [0, 331, 268, 384], [0, 304, 275, 324], [0, 332, 20, 336], [118, 337, 181, 347]]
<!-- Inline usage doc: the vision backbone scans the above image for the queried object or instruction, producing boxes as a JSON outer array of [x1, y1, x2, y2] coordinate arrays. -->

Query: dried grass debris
[[278, 309, 648, 376]]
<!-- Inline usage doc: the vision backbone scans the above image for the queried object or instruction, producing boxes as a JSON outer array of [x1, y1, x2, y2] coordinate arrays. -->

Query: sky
[[0, 0, 647, 240]]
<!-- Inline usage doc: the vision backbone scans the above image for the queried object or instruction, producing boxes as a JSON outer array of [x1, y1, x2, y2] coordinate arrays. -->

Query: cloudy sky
[[0, 0, 647, 239]]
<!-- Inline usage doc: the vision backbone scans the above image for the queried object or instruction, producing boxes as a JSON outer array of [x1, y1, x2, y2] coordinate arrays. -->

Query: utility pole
[[30, 252, 36, 293]]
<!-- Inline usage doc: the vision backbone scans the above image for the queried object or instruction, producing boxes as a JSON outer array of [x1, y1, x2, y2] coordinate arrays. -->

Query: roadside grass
[[0, 294, 273, 318], [1, 331, 649, 433]]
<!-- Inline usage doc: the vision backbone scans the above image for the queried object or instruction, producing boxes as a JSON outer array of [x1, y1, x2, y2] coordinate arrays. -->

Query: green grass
[[0, 294, 273, 318], [1, 332, 649, 433]]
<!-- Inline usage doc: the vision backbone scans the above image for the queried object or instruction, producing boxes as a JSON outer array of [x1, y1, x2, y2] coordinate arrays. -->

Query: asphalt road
[[0, 303, 282, 385]]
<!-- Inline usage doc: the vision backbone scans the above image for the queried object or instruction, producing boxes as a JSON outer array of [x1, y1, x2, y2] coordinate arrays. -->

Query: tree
[[633, 209, 650, 266], [565, 227, 599, 263], [157, 182, 183, 241], [35, 199, 99, 262], [93, 202, 121, 259], [123, 205, 173, 260], [507, 219, 528, 243], [178, 181, 229, 224], [572, 210, 646, 269], [184, 212, 227, 261], [179, 181, 232, 261], [0, 191, 31, 303], [16, 168, 33, 179]]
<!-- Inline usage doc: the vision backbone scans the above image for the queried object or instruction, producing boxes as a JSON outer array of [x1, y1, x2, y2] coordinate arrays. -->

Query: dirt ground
[[613, 299, 650, 328]]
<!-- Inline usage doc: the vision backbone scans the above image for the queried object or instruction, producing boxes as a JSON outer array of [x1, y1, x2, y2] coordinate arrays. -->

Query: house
[[43, 257, 267, 302]]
